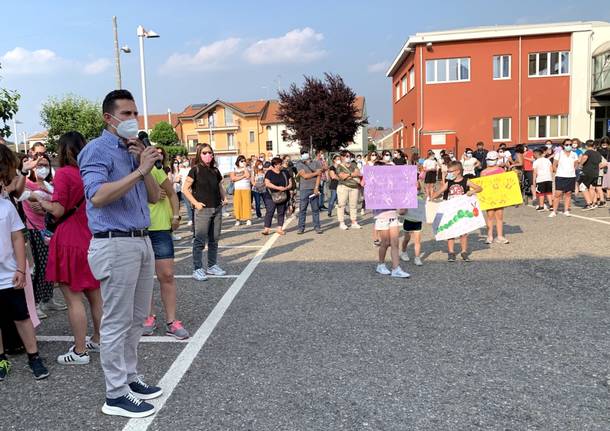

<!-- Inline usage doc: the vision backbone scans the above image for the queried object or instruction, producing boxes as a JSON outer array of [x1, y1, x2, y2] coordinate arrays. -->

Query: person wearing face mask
[[598, 137, 610, 201], [532, 148, 554, 211], [262, 157, 293, 235], [182, 144, 228, 282], [497, 145, 511, 170], [295, 149, 323, 234], [479, 151, 510, 244], [549, 139, 579, 217], [78, 89, 164, 417], [326, 154, 341, 217], [462, 148, 481, 179], [336, 150, 362, 230], [230, 156, 252, 226], [380, 151, 394, 165], [250, 161, 266, 219], [22, 153, 60, 318], [393, 149, 407, 165]]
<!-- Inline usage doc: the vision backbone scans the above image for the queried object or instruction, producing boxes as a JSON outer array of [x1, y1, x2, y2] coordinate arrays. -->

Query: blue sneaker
[[129, 376, 163, 400], [101, 392, 155, 418]]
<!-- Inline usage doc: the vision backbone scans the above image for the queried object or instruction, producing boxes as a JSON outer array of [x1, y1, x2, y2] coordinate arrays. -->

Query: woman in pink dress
[[35, 132, 102, 365]]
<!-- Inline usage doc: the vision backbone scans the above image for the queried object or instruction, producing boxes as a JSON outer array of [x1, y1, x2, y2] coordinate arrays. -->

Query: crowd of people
[[0, 88, 608, 418]]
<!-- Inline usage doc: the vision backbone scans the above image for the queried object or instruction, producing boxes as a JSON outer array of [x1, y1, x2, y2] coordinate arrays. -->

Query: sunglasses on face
[[201, 151, 213, 155]]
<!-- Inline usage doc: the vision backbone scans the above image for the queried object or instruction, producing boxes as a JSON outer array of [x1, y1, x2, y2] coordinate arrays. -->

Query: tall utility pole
[[113, 16, 122, 89]]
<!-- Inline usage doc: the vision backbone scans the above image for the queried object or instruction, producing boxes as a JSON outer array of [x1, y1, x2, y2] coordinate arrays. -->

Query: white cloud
[[83, 58, 111, 75], [368, 61, 390, 73], [244, 28, 326, 65], [160, 38, 241, 74], [0, 47, 64, 75]]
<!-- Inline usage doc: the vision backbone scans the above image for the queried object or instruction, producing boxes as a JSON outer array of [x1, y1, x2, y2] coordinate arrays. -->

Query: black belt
[[93, 229, 149, 239]]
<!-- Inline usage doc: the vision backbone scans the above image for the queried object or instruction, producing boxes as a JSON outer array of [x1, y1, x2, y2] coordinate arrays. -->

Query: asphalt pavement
[[2, 200, 610, 431]]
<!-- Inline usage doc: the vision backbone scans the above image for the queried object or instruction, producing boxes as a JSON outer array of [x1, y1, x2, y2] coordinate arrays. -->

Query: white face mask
[[383, 155, 391, 161], [183, 162, 190, 168], [301, 153, 310, 161], [35, 167, 50, 178], [110, 114, 139, 139], [487, 160, 498, 166]]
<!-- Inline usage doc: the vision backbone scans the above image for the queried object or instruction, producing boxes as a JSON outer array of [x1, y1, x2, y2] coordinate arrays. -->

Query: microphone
[[138, 131, 163, 170]]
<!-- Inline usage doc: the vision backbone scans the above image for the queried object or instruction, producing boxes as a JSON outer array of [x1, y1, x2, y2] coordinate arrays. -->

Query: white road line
[[37, 335, 188, 343], [173, 245, 263, 249], [123, 215, 294, 431], [154, 274, 239, 279], [527, 204, 610, 226]]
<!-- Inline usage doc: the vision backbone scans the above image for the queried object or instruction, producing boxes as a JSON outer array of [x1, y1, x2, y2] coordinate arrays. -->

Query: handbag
[[268, 171, 288, 204], [45, 196, 85, 233]]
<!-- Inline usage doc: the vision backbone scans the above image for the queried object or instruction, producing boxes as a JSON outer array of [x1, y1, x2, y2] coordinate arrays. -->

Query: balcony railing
[[195, 119, 240, 129]]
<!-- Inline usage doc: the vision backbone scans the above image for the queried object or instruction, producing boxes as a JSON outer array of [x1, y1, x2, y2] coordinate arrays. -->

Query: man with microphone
[[78, 89, 163, 418]]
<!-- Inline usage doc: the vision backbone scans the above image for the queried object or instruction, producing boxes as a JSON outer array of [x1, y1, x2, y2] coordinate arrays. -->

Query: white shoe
[[40, 299, 67, 312], [376, 263, 391, 275], [246, 220, 252, 226], [360, 209, 365, 215], [223, 212, 231, 218], [548, 211, 557, 218], [172, 234, 182, 241], [234, 220, 240, 227], [86, 337, 100, 353], [35, 304, 48, 319], [414, 256, 423, 266], [399, 252, 410, 262], [350, 222, 362, 229], [340, 223, 349, 230], [187, 220, 193, 227], [57, 345, 90, 365], [192, 269, 208, 281], [206, 265, 227, 276], [391, 267, 410, 278], [563, 210, 571, 217]]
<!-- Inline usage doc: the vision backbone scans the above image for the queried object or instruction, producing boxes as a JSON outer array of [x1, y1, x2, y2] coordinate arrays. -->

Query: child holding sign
[[480, 151, 509, 244], [432, 161, 483, 262]]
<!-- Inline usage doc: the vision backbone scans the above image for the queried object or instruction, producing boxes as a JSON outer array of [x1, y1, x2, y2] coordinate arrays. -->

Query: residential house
[[137, 112, 180, 141]]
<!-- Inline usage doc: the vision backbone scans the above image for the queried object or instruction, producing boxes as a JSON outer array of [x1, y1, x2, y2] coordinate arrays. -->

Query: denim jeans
[[181, 193, 194, 222], [327, 189, 338, 215], [193, 206, 222, 271], [252, 191, 263, 218], [263, 193, 287, 228], [298, 189, 320, 231], [318, 181, 326, 207]]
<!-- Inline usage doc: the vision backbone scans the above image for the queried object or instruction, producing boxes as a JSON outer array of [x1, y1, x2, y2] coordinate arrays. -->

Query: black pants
[[28, 229, 54, 304], [263, 193, 287, 228]]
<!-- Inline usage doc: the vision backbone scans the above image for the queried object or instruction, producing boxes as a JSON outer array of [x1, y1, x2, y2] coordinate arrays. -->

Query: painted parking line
[[37, 335, 189, 343], [527, 204, 610, 226], [173, 245, 263, 250], [123, 215, 294, 431], [154, 274, 239, 279]]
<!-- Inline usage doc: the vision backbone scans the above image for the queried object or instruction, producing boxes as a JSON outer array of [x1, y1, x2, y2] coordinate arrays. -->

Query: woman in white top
[[550, 139, 579, 217], [230, 155, 252, 226], [460, 147, 480, 179], [422, 151, 439, 199]]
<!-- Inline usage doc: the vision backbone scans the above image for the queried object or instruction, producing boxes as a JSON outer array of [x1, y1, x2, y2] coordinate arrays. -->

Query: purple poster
[[363, 165, 418, 209]]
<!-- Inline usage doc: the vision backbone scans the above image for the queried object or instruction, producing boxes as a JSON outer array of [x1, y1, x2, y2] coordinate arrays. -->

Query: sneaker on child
[[375, 263, 391, 275], [391, 267, 410, 278], [192, 269, 208, 281]]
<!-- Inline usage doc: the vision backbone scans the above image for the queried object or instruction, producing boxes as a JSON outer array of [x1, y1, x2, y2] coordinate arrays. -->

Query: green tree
[[368, 143, 377, 152], [158, 144, 187, 161], [40, 94, 105, 151], [0, 64, 20, 139], [150, 121, 179, 146], [278, 73, 368, 153]]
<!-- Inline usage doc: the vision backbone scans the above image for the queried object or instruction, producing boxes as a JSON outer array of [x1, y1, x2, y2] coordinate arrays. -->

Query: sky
[[1, 0, 609, 142]]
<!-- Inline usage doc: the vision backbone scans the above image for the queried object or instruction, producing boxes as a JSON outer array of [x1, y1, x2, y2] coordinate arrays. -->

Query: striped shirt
[[78, 129, 150, 234]]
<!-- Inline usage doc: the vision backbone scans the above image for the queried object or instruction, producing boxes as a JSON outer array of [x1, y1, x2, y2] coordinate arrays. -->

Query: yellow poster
[[470, 171, 523, 210]]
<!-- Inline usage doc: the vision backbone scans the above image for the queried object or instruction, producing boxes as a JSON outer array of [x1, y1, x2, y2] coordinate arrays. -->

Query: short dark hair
[[465, 148, 473, 153], [271, 157, 283, 167], [57, 131, 86, 167], [235, 155, 246, 166], [534, 149, 543, 155], [562, 138, 572, 145], [476, 141, 484, 147], [585, 139, 594, 148], [102, 89, 135, 115], [300, 148, 310, 155], [448, 160, 463, 173], [32, 142, 46, 151], [515, 144, 525, 153], [601, 136, 610, 145]]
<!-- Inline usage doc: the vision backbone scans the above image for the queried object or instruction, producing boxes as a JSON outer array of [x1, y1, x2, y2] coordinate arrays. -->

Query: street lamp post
[[12, 119, 23, 153], [112, 16, 131, 89], [137, 25, 160, 132]]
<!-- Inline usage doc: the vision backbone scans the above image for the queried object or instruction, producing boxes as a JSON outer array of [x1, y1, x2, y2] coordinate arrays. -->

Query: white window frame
[[395, 82, 400, 101], [249, 130, 255, 143], [408, 67, 415, 90], [401, 75, 407, 96], [493, 55, 511, 80], [492, 117, 512, 141], [527, 115, 569, 139], [227, 133, 235, 150], [425, 58, 470, 84], [528, 51, 570, 77]]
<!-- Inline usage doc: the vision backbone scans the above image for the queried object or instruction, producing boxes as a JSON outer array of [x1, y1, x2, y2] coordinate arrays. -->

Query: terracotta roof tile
[[27, 131, 48, 140], [138, 113, 180, 130], [227, 100, 268, 114]]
